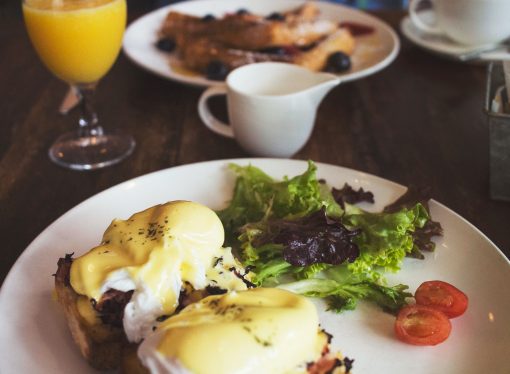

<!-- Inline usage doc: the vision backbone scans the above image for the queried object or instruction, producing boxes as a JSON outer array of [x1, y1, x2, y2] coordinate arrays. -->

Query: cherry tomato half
[[415, 280, 468, 318], [395, 305, 452, 346]]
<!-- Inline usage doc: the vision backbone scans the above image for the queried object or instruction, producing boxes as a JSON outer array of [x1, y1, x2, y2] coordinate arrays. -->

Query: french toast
[[294, 28, 355, 71], [160, 3, 336, 50], [177, 28, 354, 73], [158, 2, 356, 78], [176, 36, 290, 72]]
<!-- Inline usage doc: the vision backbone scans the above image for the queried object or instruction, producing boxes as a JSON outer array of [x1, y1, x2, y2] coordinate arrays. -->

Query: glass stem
[[76, 83, 103, 138]]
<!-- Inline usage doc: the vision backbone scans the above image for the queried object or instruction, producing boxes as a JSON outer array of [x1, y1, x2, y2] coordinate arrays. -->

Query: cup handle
[[409, 0, 443, 35], [198, 86, 234, 138]]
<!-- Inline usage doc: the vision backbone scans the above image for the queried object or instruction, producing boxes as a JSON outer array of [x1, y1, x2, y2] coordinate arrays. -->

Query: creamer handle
[[198, 86, 234, 138]]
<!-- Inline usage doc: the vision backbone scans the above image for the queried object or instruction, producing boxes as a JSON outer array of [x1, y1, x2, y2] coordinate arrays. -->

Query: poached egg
[[69, 201, 249, 342], [138, 288, 323, 374]]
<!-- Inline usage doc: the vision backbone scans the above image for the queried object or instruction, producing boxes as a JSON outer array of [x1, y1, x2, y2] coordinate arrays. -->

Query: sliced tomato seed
[[404, 310, 443, 337]]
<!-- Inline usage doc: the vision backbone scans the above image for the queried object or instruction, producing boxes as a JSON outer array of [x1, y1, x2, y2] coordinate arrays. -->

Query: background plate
[[399, 12, 510, 61], [123, 0, 400, 87], [1, 159, 509, 373]]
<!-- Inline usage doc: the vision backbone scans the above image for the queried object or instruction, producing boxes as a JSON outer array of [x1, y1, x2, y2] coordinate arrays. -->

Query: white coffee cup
[[198, 63, 340, 158], [409, 0, 510, 46]]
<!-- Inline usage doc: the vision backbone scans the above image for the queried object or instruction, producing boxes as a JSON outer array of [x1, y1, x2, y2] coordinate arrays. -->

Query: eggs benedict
[[54, 201, 252, 369], [134, 288, 353, 374]]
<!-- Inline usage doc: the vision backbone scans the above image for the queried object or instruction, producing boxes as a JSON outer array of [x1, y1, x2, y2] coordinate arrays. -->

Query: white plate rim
[[122, 0, 401, 87]]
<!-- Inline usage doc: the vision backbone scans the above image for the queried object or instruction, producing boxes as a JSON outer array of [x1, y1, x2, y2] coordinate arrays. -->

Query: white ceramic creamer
[[198, 62, 341, 157]]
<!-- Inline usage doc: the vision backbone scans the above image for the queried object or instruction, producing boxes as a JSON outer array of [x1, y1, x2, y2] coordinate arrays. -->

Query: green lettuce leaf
[[218, 161, 343, 242], [342, 203, 429, 280], [218, 161, 437, 315], [278, 278, 411, 314]]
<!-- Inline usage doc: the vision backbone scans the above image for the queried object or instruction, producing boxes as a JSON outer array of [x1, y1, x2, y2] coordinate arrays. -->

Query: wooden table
[[1, 5, 509, 284]]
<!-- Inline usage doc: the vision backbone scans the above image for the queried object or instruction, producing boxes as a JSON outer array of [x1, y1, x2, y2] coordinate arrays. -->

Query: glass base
[[48, 129, 135, 170]]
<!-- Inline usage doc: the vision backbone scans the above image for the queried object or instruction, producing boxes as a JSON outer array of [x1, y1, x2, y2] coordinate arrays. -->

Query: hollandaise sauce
[[69, 201, 248, 342], [138, 288, 322, 374]]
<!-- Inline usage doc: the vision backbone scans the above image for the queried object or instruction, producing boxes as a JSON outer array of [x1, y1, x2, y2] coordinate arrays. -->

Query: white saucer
[[400, 11, 509, 61]]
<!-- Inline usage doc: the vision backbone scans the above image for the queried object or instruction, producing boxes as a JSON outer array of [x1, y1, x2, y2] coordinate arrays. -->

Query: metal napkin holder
[[486, 62, 510, 201]]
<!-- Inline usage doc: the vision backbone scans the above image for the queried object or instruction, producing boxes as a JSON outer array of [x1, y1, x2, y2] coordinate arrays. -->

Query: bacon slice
[[308, 353, 354, 374]]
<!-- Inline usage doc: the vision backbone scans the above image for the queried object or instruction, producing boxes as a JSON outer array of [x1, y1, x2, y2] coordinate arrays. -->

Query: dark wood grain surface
[[1, 3, 509, 284]]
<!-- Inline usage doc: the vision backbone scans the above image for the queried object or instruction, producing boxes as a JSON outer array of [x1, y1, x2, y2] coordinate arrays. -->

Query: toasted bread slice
[[178, 27, 354, 73], [54, 256, 127, 370], [213, 17, 338, 50], [293, 28, 355, 71], [121, 344, 149, 374], [161, 3, 336, 50], [176, 36, 290, 72], [161, 3, 320, 37]]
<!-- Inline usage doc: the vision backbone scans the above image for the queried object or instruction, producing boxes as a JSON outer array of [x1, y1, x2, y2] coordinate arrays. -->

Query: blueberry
[[236, 8, 250, 15], [325, 51, 351, 72], [156, 38, 176, 52], [206, 61, 229, 81], [202, 14, 216, 22], [266, 12, 285, 21], [259, 46, 287, 56]]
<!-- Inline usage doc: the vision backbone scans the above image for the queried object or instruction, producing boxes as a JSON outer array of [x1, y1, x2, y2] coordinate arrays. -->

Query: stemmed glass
[[22, 0, 135, 170]]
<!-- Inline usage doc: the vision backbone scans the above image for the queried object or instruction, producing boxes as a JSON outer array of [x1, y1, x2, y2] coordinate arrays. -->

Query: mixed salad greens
[[218, 161, 443, 314]]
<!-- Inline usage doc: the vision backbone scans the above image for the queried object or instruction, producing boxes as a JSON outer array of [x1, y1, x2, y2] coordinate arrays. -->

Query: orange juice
[[23, 0, 126, 84]]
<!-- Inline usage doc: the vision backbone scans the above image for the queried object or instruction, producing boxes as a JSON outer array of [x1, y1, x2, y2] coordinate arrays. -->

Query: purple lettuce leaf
[[260, 209, 361, 267], [332, 183, 375, 209]]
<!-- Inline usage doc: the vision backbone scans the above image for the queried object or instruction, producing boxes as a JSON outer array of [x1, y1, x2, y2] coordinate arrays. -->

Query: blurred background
[[0, 0, 410, 18], [323, 0, 408, 7], [133, 0, 409, 11]]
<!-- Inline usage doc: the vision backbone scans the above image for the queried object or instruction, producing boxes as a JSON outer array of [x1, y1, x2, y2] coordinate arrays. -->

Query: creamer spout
[[307, 73, 341, 107]]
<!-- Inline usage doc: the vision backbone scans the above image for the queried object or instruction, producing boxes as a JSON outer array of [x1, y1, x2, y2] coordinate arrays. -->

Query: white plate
[[1, 159, 509, 374], [123, 0, 400, 87], [400, 12, 510, 61]]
